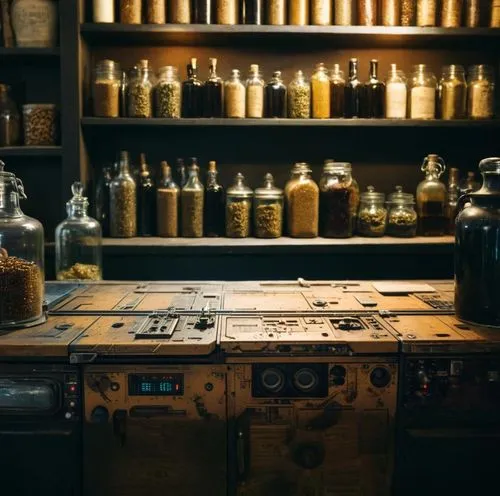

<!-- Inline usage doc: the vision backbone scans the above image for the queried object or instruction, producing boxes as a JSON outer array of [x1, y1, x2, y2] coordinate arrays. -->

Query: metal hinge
[[70, 352, 98, 364]]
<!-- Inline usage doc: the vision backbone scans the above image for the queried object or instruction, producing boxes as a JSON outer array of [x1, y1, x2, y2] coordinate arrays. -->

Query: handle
[[113, 409, 127, 446], [456, 193, 472, 215], [129, 406, 187, 418], [16, 178, 27, 200]]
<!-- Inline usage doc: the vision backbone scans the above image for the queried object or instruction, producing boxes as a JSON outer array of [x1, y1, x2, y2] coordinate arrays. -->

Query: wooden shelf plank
[[0, 146, 62, 157], [0, 47, 60, 57]]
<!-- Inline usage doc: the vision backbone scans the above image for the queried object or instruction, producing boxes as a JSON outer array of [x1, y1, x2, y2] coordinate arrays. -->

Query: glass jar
[[0, 161, 44, 328], [335, 0, 353, 25], [22, 104, 58, 145], [460, 170, 480, 194], [93, 0, 115, 22], [56, 182, 102, 281], [120, 70, 128, 117], [330, 64, 345, 118], [491, 0, 500, 26], [465, 0, 480, 26], [93, 59, 121, 118], [409, 64, 436, 119], [95, 166, 112, 237], [357, 186, 387, 237], [182, 58, 204, 118], [267, 0, 286, 24], [311, 0, 332, 25], [217, 0, 239, 24], [0, 85, 20, 146], [289, 0, 309, 25], [146, 0, 166, 23], [358, 0, 377, 24], [385, 64, 407, 119], [288, 70, 311, 119], [226, 173, 253, 238], [416, 154, 447, 236], [467, 65, 495, 120], [417, 0, 437, 25], [128, 59, 154, 118], [205, 160, 225, 237], [120, 0, 141, 23], [244, 0, 263, 24], [181, 160, 204, 237], [401, 0, 416, 25], [246, 64, 264, 118], [170, 0, 191, 23], [157, 161, 179, 238], [204, 58, 223, 118], [446, 167, 460, 234], [254, 173, 283, 238], [441, 0, 462, 26], [225, 69, 246, 118], [193, 0, 214, 23], [154, 66, 181, 118], [386, 186, 418, 237], [285, 162, 319, 238], [264, 71, 286, 118], [311, 63, 330, 119], [455, 157, 500, 327], [382, 0, 400, 25], [110, 151, 137, 238], [11, 0, 58, 47], [137, 153, 156, 237], [319, 161, 355, 238], [438, 64, 466, 120]]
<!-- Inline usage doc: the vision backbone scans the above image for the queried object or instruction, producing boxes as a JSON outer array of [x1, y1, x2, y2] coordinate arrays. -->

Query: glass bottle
[[409, 64, 436, 120], [446, 167, 460, 234], [264, 70, 286, 118], [181, 160, 204, 237], [348, 163, 360, 231], [154, 66, 181, 118], [267, 0, 286, 24], [110, 150, 137, 238], [289, 0, 309, 25], [204, 57, 223, 118], [311, 0, 332, 25], [386, 186, 418, 237], [226, 173, 253, 238], [176, 157, 188, 188], [311, 62, 331, 119], [467, 65, 495, 120], [93, 59, 121, 118], [56, 182, 102, 281], [438, 65, 466, 120], [217, 0, 239, 24], [345, 58, 362, 118], [246, 64, 265, 118], [253, 173, 283, 238], [225, 69, 246, 118], [288, 70, 311, 119], [0, 161, 44, 328], [119, 70, 128, 117], [146, 0, 166, 23], [245, 0, 263, 24], [157, 161, 179, 238], [285, 162, 319, 238], [417, 0, 437, 25], [335, 0, 353, 24], [93, 0, 115, 22], [330, 64, 345, 118], [455, 157, 500, 326], [441, 0, 462, 26], [22, 104, 58, 146], [95, 166, 112, 237], [358, 0, 377, 24], [401, 0, 416, 25], [137, 153, 156, 237], [182, 58, 204, 118], [204, 160, 225, 237], [382, 0, 401, 25], [491, 0, 500, 26], [416, 154, 447, 236], [0, 84, 20, 146], [119, 0, 141, 23], [357, 186, 387, 237], [460, 171, 480, 194], [385, 64, 407, 119], [192, 0, 214, 23], [128, 59, 154, 118], [363, 59, 385, 118], [169, 0, 191, 23], [465, 0, 480, 26]]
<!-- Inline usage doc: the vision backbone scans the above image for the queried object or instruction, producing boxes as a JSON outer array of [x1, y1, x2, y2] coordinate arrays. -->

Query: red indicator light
[[175, 384, 180, 391], [70, 385, 76, 392]]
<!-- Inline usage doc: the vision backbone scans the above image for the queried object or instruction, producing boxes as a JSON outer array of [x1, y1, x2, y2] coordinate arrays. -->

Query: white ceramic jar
[[11, 0, 58, 48]]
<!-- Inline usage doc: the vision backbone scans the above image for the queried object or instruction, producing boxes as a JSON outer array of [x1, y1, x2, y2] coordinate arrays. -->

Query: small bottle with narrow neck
[[330, 63, 345, 118], [181, 159, 204, 237], [446, 167, 460, 234], [204, 160, 225, 236], [362, 59, 385, 118], [344, 58, 362, 118], [137, 153, 156, 237], [204, 57, 223, 117], [175, 157, 187, 188], [157, 161, 180, 238], [182, 57, 204, 118]]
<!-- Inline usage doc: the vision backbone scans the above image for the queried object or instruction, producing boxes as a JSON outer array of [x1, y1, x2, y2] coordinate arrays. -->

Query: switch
[[90, 406, 109, 424]]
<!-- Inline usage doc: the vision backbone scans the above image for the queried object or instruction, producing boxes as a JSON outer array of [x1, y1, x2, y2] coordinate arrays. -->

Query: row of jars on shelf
[[94, 0, 500, 28]]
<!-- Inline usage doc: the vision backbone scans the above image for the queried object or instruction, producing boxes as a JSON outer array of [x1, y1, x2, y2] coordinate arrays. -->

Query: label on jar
[[386, 82, 407, 118], [247, 85, 264, 118], [11, 0, 57, 47], [410, 87, 435, 119], [470, 85, 494, 118]]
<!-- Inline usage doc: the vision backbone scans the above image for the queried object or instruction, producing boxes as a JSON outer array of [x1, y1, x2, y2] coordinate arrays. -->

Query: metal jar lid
[[254, 173, 283, 200], [227, 173, 253, 199], [360, 185, 385, 202], [387, 185, 415, 204]]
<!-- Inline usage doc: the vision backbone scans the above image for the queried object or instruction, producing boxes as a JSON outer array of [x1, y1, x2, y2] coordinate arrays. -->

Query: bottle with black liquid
[[244, 0, 263, 23], [264, 70, 286, 118], [204, 57, 223, 117], [182, 57, 203, 117], [192, 0, 213, 23], [344, 58, 362, 118], [362, 59, 385, 118], [204, 160, 225, 236], [330, 63, 345, 118], [95, 166, 112, 237], [175, 158, 187, 188], [137, 153, 156, 236]]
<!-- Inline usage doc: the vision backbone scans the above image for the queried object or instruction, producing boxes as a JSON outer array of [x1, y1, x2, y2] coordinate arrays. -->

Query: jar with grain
[[157, 161, 180, 238], [146, 0, 166, 23], [385, 64, 407, 119], [330, 64, 345, 118], [288, 70, 311, 119], [401, 0, 416, 24], [491, 0, 500, 26], [120, 0, 142, 23], [128, 59, 154, 118], [0, 85, 20, 146], [225, 69, 246, 118], [311, 62, 331, 119], [11, 0, 58, 47], [110, 151, 137, 238], [56, 182, 102, 281], [170, 0, 191, 22], [93, 59, 121, 118], [289, 0, 309, 25], [467, 64, 495, 119], [246, 64, 264, 118], [357, 186, 387, 237], [267, 0, 286, 24], [386, 186, 418, 237], [0, 161, 44, 329], [93, 0, 115, 22], [441, 0, 462, 26], [23, 104, 58, 145], [154, 66, 181, 118], [244, 0, 263, 24], [226, 173, 253, 238], [438, 65, 466, 120], [335, 0, 353, 25], [382, 0, 400, 25], [181, 160, 204, 237], [465, 0, 480, 26], [358, 0, 377, 25], [217, 0, 239, 23], [417, 0, 437, 25], [311, 0, 332, 24], [285, 162, 319, 238], [265, 70, 286, 118], [254, 173, 283, 238], [409, 64, 436, 119]]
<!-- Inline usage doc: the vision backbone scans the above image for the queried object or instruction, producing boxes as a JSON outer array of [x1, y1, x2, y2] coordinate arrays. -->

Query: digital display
[[128, 374, 184, 396]]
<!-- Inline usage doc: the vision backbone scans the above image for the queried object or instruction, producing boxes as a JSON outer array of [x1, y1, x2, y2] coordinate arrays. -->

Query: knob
[[293, 368, 319, 392], [292, 443, 325, 469], [69, 401, 76, 408], [330, 365, 346, 386], [260, 368, 285, 393], [90, 406, 109, 424], [65, 412, 72, 420], [370, 367, 391, 388]]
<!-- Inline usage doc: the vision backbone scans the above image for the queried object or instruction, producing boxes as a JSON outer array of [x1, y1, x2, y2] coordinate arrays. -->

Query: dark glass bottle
[[137, 153, 156, 236], [244, 0, 263, 24], [95, 166, 112, 237], [460, 171, 481, 194], [344, 58, 362, 118], [330, 63, 345, 118], [204, 160, 225, 236], [192, 0, 213, 23], [264, 70, 286, 118], [175, 158, 188, 188], [446, 167, 460, 234], [204, 57, 223, 117], [182, 57, 204, 118], [362, 59, 385, 118]]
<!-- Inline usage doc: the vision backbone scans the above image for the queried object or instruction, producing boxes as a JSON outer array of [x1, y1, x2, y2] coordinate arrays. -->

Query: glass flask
[[137, 153, 156, 237], [345, 58, 362, 118], [446, 167, 460, 234], [287, 70, 311, 119], [154, 65, 181, 118], [467, 65, 495, 120], [204, 58, 223, 118], [182, 57, 204, 118], [330, 64, 345, 118], [438, 65, 466, 120], [386, 186, 417, 237], [225, 69, 246, 118], [311, 62, 330, 119], [264, 71, 286, 118], [226, 173, 253, 238], [362, 59, 385, 118], [416, 154, 447, 236], [455, 157, 500, 327], [181, 159, 204, 237], [55, 182, 102, 281], [246, 64, 265, 118], [128, 59, 154, 118], [0, 84, 20, 146], [409, 64, 437, 119], [157, 161, 179, 238], [254, 173, 283, 238], [204, 160, 225, 237], [385, 64, 407, 119], [94, 165, 112, 237], [0, 161, 44, 328], [357, 186, 387, 237]]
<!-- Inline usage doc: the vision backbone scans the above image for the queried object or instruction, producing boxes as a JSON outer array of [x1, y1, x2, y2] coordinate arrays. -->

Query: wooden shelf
[[0, 47, 60, 57], [80, 24, 500, 49], [0, 146, 62, 157]]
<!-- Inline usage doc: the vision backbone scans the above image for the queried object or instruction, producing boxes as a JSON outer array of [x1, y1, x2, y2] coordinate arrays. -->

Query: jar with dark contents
[[182, 58, 204, 118], [136, 153, 156, 237], [192, 0, 214, 23], [95, 166, 112, 237], [357, 186, 387, 237], [254, 173, 283, 238], [181, 159, 204, 237], [330, 64, 345, 118], [244, 0, 263, 24], [288, 70, 311, 119], [0, 84, 20, 146], [226, 173, 253, 238], [438, 65, 466, 120], [204, 160, 225, 237], [128, 59, 154, 118], [386, 187, 418, 237], [204, 58, 223, 117], [264, 71, 286, 118]]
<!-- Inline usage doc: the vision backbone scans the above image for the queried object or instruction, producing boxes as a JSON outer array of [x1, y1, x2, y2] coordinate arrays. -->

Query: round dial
[[293, 368, 319, 392], [260, 368, 285, 393], [370, 367, 391, 388]]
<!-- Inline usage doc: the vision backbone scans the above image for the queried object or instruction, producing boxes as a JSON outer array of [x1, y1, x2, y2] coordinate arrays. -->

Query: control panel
[[63, 372, 80, 421]]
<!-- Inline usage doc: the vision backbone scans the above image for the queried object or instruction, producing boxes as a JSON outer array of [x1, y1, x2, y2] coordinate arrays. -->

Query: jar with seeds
[[441, 0, 462, 26], [170, 0, 191, 22], [154, 66, 181, 118], [289, 0, 309, 25], [226, 173, 253, 238], [467, 64, 495, 119], [288, 70, 311, 118], [311, 0, 332, 24], [358, 0, 377, 24], [0, 161, 44, 328], [417, 0, 437, 25], [465, 0, 480, 26], [357, 186, 388, 237], [335, 0, 353, 25], [386, 186, 418, 237], [438, 65, 466, 120], [128, 59, 154, 118], [120, 0, 141, 23], [23, 104, 58, 145], [225, 69, 246, 118], [93, 59, 121, 118], [267, 0, 286, 24], [157, 161, 180, 237], [217, 0, 239, 23], [382, 0, 400, 25], [146, 0, 166, 23], [311, 62, 331, 119], [254, 173, 283, 238], [401, 0, 416, 24], [181, 159, 204, 237]]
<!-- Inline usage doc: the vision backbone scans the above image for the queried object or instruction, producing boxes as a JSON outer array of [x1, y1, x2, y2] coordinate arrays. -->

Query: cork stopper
[[161, 161, 171, 178], [139, 59, 149, 70], [191, 57, 197, 69]]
